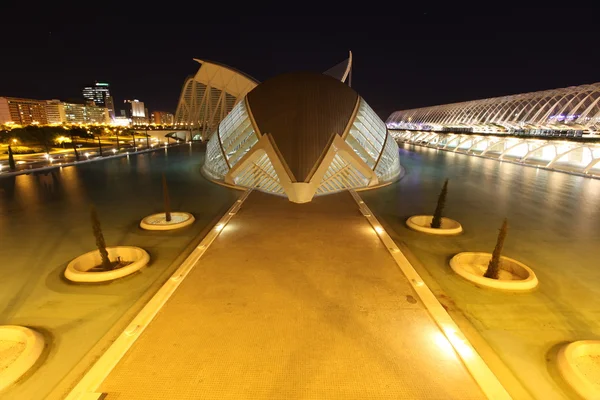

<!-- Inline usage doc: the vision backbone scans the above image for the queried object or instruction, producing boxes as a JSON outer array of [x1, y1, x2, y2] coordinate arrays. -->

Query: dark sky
[[1, 9, 599, 121]]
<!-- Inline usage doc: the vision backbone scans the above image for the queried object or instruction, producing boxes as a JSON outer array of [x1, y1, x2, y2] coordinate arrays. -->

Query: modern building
[[0, 97, 49, 125], [174, 59, 259, 140], [45, 100, 66, 124], [105, 96, 115, 120], [202, 71, 401, 203], [82, 82, 111, 107], [151, 111, 174, 125], [387, 82, 600, 135], [174, 53, 354, 141], [63, 102, 109, 124], [0, 98, 11, 124], [125, 99, 148, 125]]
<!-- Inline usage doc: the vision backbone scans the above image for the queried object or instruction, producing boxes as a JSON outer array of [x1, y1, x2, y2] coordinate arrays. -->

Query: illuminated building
[[151, 111, 174, 125], [174, 60, 259, 140], [175, 53, 353, 141], [0, 97, 48, 125], [45, 100, 66, 124], [125, 99, 148, 125], [63, 102, 109, 124], [105, 96, 115, 120], [82, 82, 111, 107], [387, 82, 600, 134], [202, 71, 401, 203]]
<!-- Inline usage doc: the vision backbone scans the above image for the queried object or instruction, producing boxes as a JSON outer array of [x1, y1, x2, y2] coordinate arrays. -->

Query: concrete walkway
[[98, 191, 484, 399]]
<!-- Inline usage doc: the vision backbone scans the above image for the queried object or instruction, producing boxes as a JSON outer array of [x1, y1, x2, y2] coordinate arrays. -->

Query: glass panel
[[202, 129, 229, 180], [218, 100, 259, 168], [345, 98, 387, 168], [374, 135, 401, 182]]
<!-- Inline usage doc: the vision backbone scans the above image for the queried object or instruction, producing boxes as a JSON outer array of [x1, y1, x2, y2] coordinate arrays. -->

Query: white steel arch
[[387, 82, 600, 134]]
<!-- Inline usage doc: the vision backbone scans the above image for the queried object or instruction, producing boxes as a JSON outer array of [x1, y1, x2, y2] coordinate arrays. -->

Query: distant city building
[[105, 96, 115, 120], [125, 99, 148, 125], [63, 102, 109, 124], [113, 116, 131, 126], [45, 100, 66, 124], [0, 97, 48, 125], [82, 82, 111, 107], [151, 111, 174, 125], [0, 98, 11, 124]]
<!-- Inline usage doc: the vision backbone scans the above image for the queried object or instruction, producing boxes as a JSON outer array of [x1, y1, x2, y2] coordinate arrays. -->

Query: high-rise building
[[63, 102, 109, 124], [82, 82, 111, 107], [0, 98, 10, 124], [0, 97, 48, 125], [105, 96, 115, 120], [151, 111, 174, 125], [125, 99, 148, 125], [45, 100, 66, 124]]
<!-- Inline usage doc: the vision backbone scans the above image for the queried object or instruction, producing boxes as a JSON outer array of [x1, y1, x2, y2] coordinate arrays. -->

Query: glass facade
[[345, 99, 387, 168], [202, 93, 401, 200], [218, 100, 259, 168], [203, 130, 230, 180], [374, 135, 401, 182]]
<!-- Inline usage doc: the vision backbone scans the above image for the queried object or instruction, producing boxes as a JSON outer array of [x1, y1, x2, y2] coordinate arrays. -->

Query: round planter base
[[406, 215, 463, 235], [0, 326, 45, 392], [140, 212, 195, 231], [557, 340, 600, 399], [65, 246, 150, 283], [449, 252, 538, 291]]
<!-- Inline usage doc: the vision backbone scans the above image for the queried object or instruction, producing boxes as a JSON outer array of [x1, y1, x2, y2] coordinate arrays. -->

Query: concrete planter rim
[[0, 325, 45, 392], [406, 215, 463, 235], [557, 340, 600, 400], [64, 246, 150, 283], [449, 252, 538, 291], [140, 212, 195, 231]]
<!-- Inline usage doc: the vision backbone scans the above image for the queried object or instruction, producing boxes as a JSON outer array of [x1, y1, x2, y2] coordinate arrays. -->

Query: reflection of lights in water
[[13, 175, 40, 209]]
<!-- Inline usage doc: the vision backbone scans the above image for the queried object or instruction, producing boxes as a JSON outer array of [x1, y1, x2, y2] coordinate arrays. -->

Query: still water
[[361, 143, 600, 400], [0, 144, 239, 399]]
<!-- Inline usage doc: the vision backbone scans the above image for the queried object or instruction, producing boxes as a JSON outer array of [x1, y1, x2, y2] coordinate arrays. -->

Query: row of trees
[[431, 179, 508, 279]]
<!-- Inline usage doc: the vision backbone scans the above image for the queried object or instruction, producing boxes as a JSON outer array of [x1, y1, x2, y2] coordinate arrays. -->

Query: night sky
[[2, 9, 599, 121]]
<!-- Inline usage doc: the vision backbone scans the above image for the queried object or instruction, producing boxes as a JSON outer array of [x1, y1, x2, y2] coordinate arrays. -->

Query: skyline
[[1, 10, 599, 120]]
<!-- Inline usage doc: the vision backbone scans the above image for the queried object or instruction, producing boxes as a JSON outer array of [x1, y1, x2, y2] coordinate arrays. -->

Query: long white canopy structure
[[387, 82, 600, 134]]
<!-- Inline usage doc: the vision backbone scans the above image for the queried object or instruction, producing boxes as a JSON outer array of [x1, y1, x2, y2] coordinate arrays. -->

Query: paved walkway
[[98, 191, 484, 399]]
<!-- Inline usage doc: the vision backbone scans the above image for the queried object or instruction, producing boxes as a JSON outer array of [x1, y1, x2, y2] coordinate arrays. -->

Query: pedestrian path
[[96, 191, 485, 399]]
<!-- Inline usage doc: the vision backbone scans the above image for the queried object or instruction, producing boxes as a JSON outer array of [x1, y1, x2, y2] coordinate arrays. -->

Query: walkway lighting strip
[[349, 189, 512, 400], [65, 189, 253, 400]]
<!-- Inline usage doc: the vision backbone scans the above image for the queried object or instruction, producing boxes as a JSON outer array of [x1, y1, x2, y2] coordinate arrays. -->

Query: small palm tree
[[431, 179, 449, 229], [162, 173, 171, 222], [8, 145, 16, 171], [90, 205, 112, 271], [484, 218, 508, 279]]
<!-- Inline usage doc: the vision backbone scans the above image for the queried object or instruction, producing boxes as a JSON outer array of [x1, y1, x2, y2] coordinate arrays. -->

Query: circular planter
[[0, 326, 45, 392], [449, 252, 538, 291], [64, 246, 150, 283], [557, 340, 600, 399], [406, 215, 463, 235], [139, 212, 195, 231]]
